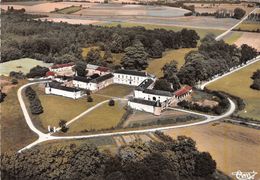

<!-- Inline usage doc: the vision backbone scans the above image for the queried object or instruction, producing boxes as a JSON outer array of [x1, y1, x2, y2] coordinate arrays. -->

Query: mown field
[[0, 58, 52, 76], [165, 122, 260, 177], [207, 61, 260, 120], [223, 31, 243, 45], [95, 84, 134, 98], [0, 77, 38, 153], [235, 22, 260, 32], [67, 100, 127, 133]]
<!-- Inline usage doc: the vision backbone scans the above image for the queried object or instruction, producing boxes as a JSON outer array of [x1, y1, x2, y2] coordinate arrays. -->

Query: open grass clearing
[[233, 32, 260, 51], [67, 101, 127, 133], [223, 31, 243, 45], [165, 122, 260, 177], [0, 58, 53, 76], [0, 77, 38, 153], [33, 85, 108, 130], [235, 22, 260, 32], [95, 84, 134, 98], [207, 61, 260, 120], [147, 48, 196, 77]]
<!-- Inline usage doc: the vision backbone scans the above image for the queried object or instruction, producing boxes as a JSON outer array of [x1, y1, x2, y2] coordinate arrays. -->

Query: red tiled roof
[[174, 86, 192, 97], [50, 63, 74, 69], [96, 66, 110, 72], [46, 71, 55, 77]]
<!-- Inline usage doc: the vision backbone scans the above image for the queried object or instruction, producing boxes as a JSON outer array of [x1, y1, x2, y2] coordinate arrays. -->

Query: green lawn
[[207, 61, 260, 120], [147, 48, 196, 77], [95, 84, 134, 98], [53, 6, 82, 14], [35, 86, 108, 130], [67, 101, 127, 133], [0, 58, 52, 76], [223, 31, 243, 45], [104, 22, 224, 39], [0, 77, 38, 153]]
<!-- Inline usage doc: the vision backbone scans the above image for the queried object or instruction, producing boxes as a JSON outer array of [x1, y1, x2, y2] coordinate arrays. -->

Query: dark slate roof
[[130, 98, 157, 106], [143, 89, 172, 97], [73, 76, 91, 83], [135, 79, 154, 91], [114, 69, 147, 77], [91, 73, 114, 84], [48, 82, 81, 92]]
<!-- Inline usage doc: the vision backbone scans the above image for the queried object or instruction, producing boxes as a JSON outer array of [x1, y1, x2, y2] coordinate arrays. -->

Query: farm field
[[207, 61, 260, 120], [0, 77, 38, 153], [165, 122, 260, 177], [34, 85, 108, 130], [67, 100, 127, 133], [223, 31, 243, 45], [235, 22, 260, 32], [95, 84, 135, 98], [0, 58, 52, 76], [39, 17, 101, 25], [234, 32, 260, 51], [147, 48, 196, 77], [52, 5, 82, 14]]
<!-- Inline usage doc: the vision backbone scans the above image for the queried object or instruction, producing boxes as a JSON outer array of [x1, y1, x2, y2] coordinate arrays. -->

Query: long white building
[[113, 69, 154, 86], [45, 82, 83, 99]]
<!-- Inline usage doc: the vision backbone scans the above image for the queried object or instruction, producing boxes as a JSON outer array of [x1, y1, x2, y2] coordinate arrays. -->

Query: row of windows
[[117, 74, 142, 80]]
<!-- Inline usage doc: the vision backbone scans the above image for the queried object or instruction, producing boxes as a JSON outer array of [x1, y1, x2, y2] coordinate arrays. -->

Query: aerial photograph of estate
[[0, 0, 259, 179]]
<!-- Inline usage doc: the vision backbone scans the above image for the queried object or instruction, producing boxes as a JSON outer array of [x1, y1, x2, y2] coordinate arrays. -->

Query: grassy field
[[0, 58, 52, 76], [34, 85, 108, 130], [166, 122, 260, 177], [0, 77, 38, 153], [235, 22, 260, 32], [95, 84, 134, 98], [207, 61, 260, 120], [223, 31, 243, 45], [67, 101, 127, 133], [104, 22, 224, 39], [147, 48, 196, 77], [52, 5, 82, 14]]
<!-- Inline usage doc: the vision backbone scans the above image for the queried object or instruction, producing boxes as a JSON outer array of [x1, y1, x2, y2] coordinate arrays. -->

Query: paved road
[[215, 8, 259, 41]]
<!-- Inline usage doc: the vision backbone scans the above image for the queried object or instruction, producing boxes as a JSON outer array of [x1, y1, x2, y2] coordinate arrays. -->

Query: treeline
[[1, 134, 223, 180], [177, 34, 258, 86], [246, 13, 260, 22], [196, 7, 246, 19], [250, 69, 260, 90], [1, 11, 199, 67], [178, 89, 229, 115], [25, 86, 43, 114]]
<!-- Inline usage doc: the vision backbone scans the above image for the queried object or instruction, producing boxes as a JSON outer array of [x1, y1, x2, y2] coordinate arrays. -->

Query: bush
[[59, 120, 68, 133], [11, 78, 18, 85], [87, 95, 93, 102], [233, 8, 246, 19], [30, 97, 43, 114], [108, 99, 115, 106], [0, 91, 7, 103], [26, 65, 49, 78]]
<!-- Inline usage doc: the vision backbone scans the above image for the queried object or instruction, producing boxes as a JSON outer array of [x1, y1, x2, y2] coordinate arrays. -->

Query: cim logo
[[232, 170, 258, 180]]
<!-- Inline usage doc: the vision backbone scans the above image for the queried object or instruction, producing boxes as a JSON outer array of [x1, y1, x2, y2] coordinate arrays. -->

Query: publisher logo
[[231, 170, 257, 180]]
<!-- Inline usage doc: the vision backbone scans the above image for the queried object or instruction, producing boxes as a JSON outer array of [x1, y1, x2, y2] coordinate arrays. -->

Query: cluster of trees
[[153, 60, 181, 92], [25, 86, 43, 114], [178, 90, 229, 115], [177, 34, 258, 86], [1, 11, 199, 70], [1, 134, 221, 180], [9, 71, 25, 79], [250, 69, 260, 90], [246, 13, 260, 22], [26, 65, 49, 78]]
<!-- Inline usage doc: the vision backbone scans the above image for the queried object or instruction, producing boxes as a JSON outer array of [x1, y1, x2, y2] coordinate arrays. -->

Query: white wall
[[113, 73, 148, 86], [134, 90, 172, 103], [45, 87, 82, 99], [72, 80, 88, 89], [128, 101, 154, 114]]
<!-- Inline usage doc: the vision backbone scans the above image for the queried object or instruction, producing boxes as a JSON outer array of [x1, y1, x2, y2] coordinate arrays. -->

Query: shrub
[[108, 99, 115, 106], [87, 95, 93, 102], [11, 78, 18, 85]]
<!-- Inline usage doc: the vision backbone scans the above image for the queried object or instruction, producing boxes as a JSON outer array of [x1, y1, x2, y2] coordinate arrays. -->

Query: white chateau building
[[45, 82, 82, 99]]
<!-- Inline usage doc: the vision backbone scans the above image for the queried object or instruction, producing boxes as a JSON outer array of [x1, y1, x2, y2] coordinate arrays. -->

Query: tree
[[11, 78, 18, 85], [250, 79, 260, 90], [240, 44, 257, 64], [121, 40, 148, 70], [86, 48, 102, 64], [149, 40, 164, 58], [26, 65, 49, 78], [74, 61, 87, 77], [87, 95, 93, 102], [30, 97, 43, 114], [194, 152, 216, 177], [110, 33, 123, 53], [59, 120, 68, 132], [162, 60, 178, 79], [103, 49, 113, 64], [251, 69, 260, 80], [153, 79, 172, 91], [233, 8, 246, 19], [108, 99, 115, 106]]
